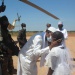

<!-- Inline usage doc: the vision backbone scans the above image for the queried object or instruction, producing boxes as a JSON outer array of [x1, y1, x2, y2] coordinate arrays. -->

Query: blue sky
[[0, 0, 75, 31]]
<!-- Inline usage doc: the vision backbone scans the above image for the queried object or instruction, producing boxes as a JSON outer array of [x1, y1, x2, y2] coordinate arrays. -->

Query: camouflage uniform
[[0, 16, 19, 75], [1, 56, 9, 75], [0, 43, 15, 75], [7, 49, 14, 75], [0, 44, 9, 75], [17, 23, 27, 48], [1, 28, 19, 75]]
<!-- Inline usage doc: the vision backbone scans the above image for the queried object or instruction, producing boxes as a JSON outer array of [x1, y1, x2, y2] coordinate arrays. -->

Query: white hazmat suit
[[17, 34, 49, 75], [17, 27, 57, 75]]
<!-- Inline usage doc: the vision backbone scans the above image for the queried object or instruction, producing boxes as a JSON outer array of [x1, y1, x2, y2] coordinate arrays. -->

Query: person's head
[[46, 27, 57, 42], [58, 21, 63, 30], [21, 23, 26, 29], [46, 23, 51, 29], [0, 15, 9, 29], [52, 31, 64, 46]]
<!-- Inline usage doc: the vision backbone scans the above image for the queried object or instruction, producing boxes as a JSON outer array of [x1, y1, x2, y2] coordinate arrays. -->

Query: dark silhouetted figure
[[0, 15, 19, 75], [17, 23, 27, 49]]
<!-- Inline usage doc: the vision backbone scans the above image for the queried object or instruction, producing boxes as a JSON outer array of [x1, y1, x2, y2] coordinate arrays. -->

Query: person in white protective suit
[[17, 27, 57, 75], [45, 31, 74, 75]]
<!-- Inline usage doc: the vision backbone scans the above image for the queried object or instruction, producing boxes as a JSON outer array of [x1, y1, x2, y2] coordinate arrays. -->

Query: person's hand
[[49, 39, 62, 50], [14, 19, 18, 22], [15, 19, 18, 21], [49, 41, 58, 50]]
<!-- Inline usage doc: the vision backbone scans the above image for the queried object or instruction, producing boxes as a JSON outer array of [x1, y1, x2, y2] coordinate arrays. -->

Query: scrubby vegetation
[[9, 31, 75, 37], [9, 31, 42, 36]]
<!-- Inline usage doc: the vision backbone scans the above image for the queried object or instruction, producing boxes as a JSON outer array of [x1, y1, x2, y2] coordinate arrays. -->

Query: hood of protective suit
[[48, 27, 57, 33]]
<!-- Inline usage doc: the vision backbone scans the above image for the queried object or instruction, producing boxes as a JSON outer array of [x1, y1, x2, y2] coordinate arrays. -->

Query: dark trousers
[[1, 53, 14, 75]]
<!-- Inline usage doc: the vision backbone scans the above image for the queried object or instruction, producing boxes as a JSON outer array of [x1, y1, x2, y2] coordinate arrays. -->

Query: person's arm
[[33, 44, 42, 56], [33, 46, 50, 57], [17, 30, 24, 43], [49, 40, 58, 50], [49, 39, 62, 50], [46, 48, 58, 75], [51, 56, 58, 70], [8, 19, 17, 30], [47, 56, 58, 75]]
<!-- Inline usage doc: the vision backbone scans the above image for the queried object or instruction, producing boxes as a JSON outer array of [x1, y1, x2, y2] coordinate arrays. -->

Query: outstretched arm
[[8, 19, 17, 30]]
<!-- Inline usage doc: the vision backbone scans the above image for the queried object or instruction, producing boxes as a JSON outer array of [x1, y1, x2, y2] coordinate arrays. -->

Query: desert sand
[[12, 33, 75, 75]]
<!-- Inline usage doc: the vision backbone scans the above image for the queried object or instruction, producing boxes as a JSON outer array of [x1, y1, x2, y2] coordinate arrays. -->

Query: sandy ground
[[12, 33, 75, 75]]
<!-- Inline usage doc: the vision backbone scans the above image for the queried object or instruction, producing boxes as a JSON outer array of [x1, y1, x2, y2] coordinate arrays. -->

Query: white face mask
[[23, 27, 26, 29], [47, 36, 52, 42]]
